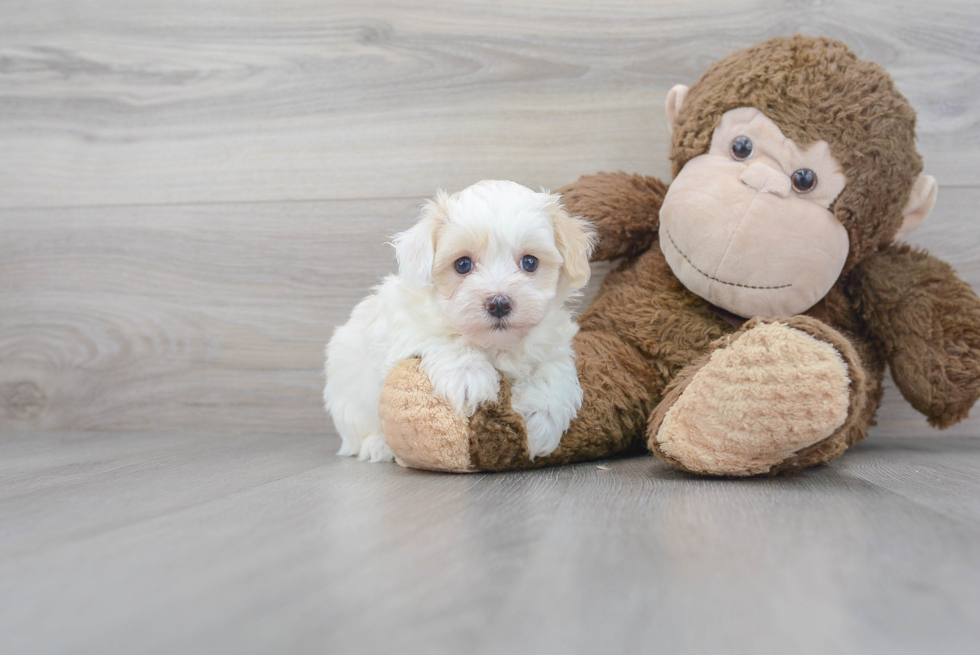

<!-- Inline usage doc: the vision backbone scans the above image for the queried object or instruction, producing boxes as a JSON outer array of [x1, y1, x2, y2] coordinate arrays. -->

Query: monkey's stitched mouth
[[664, 229, 792, 290]]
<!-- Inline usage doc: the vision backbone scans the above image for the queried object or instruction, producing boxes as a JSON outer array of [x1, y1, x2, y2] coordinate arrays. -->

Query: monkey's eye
[[454, 257, 473, 274], [520, 255, 538, 272], [731, 136, 753, 161], [791, 168, 818, 193]]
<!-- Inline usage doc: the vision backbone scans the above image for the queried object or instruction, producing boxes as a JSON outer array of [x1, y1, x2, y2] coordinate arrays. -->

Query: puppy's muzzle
[[486, 296, 512, 319]]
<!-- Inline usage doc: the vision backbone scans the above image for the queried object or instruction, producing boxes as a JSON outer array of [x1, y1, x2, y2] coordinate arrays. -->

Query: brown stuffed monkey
[[378, 35, 980, 476]]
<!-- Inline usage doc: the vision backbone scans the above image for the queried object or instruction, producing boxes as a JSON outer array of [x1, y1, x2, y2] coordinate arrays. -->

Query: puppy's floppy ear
[[547, 195, 597, 289], [392, 191, 449, 288]]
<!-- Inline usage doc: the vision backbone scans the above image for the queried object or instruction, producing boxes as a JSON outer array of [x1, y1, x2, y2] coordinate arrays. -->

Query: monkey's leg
[[380, 330, 663, 472], [647, 316, 879, 476]]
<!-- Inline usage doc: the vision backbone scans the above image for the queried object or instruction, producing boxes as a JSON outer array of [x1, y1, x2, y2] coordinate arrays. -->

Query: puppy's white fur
[[325, 180, 595, 462]]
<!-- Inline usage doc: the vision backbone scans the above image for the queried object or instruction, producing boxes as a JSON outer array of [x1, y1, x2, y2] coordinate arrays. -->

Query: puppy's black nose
[[486, 296, 512, 318]]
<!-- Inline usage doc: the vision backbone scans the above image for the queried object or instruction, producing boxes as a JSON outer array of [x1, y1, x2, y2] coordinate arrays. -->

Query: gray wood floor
[[2, 1, 980, 653], [2, 431, 980, 654]]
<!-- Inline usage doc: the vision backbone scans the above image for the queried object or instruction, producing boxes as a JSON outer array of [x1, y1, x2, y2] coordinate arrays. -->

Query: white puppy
[[325, 179, 596, 463]]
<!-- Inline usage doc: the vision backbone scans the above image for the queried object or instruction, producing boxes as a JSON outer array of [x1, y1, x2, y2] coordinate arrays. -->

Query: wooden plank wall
[[1, 0, 978, 437]]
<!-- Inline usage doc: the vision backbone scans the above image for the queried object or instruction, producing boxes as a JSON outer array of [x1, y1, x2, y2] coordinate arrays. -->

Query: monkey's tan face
[[660, 107, 849, 318]]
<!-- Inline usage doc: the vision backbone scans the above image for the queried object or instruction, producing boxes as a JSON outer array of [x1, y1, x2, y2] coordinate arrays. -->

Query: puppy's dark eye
[[731, 136, 753, 161], [791, 168, 817, 193], [454, 257, 473, 274], [520, 255, 538, 272]]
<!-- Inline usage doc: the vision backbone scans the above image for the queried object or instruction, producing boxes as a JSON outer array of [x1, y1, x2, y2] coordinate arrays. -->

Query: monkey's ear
[[548, 197, 597, 290], [392, 192, 448, 288], [665, 84, 689, 135], [895, 174, 938, 240]]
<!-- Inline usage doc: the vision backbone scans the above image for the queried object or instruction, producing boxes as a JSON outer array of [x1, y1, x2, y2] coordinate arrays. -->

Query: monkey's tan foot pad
[[647, 320, 852, 476], [379, 358, 477, 472], [379, 358, 532, 472]]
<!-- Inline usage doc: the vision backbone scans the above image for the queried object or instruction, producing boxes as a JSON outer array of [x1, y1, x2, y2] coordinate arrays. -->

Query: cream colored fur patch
[[379, 359, 475, 473], [657, 322, 851, 475]]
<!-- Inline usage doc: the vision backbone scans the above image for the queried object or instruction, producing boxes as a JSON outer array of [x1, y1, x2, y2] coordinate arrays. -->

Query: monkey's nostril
[[486, 296, 512, 318]]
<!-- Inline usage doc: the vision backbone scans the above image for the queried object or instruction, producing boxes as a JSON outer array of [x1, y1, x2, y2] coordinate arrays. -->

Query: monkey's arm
[[851, 243, 980, 428], [557, 172, 669, 261]]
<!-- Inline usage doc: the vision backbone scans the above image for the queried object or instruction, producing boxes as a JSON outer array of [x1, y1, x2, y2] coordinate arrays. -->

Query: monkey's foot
[[379, 358, 532, 472], [648, 317, 863, 476], [379, 358, 476, 472]]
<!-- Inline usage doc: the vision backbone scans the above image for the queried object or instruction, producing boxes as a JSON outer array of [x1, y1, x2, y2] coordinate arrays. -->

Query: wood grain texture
[[1, 430, 979, 655], [0, 0, 978, 208], [0, 198, 416, 432]]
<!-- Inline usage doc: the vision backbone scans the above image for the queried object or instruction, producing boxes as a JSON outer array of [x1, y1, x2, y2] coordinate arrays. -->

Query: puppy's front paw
[[511, 374, 580, 460], [520, 409, 566, 460], [430, 358, 501, 418]]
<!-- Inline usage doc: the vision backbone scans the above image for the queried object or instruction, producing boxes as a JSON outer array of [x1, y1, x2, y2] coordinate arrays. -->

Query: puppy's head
[[393, 180, 596, 347]]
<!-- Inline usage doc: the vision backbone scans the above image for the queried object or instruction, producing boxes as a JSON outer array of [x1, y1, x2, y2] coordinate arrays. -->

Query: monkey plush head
[[660, 36, 938, 318]]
